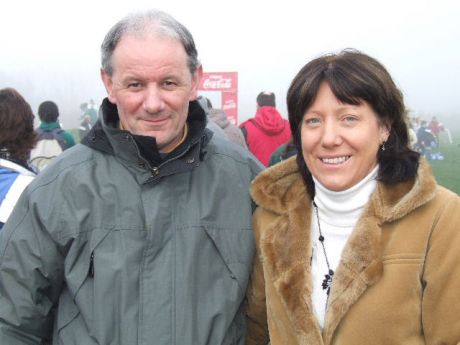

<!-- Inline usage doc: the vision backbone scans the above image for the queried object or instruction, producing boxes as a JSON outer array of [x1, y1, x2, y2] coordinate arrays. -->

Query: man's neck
[[161, 124, 188, 154], [119, 121, 189, 155]]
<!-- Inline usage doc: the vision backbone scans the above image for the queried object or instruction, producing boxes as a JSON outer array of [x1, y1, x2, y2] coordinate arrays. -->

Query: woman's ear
[[380, 120, 391, 143]]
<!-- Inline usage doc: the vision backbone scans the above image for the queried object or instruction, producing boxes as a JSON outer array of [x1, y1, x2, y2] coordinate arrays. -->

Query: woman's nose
[[321, 121, 342, 147]]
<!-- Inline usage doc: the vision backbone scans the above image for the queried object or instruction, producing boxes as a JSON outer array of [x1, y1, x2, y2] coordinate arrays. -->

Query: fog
[[1, 0, 459, 130]]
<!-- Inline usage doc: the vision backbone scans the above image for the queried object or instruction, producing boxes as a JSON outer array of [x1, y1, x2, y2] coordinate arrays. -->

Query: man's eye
[[163, 81, 177, 88], [344, 116, 358, 123], [128, 82, 141, 88]]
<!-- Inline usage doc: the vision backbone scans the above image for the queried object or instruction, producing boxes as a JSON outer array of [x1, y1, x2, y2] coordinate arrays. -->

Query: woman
[[0, 88, 37, 230], [245, 50, 460, 345]]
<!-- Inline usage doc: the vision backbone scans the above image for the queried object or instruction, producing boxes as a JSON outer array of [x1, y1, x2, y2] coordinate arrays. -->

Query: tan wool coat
[[245, 157, 460, 345]]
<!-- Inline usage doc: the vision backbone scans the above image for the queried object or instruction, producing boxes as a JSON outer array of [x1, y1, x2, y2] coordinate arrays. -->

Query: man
[[239, 91, 291, 166], [78, 113, 92, 140], [85, 99, 99, 125], [0, 10, 262, 345], [29, 100, 76, 171], [416, 120, 436, 158]]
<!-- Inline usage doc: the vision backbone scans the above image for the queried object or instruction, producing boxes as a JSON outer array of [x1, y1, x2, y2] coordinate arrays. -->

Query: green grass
[[427, 129, 460, 195]]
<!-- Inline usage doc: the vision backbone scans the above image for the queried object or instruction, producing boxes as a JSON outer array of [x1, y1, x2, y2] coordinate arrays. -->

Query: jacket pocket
[[56, 229, 112, 335], [203, 225, 255, 295], [55, 288, 97, 345]]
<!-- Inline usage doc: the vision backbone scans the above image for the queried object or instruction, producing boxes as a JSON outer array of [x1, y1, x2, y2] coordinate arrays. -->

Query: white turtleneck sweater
[[311, 166, 378, 328]]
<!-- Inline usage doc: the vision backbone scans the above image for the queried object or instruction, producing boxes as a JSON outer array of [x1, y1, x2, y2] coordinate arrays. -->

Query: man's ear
[[189, 65, 203, 101], [100, 68, 116, 104]]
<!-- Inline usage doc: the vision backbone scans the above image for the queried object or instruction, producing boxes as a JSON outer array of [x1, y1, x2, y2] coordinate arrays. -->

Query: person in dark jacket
[[268, 138, 297, 166], [206, 98, 247, 148], [240, 91, 291, 166], [0, 10, 263, 345]]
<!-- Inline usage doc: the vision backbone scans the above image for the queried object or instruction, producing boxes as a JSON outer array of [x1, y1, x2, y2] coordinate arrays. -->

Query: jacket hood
[[208, 109, 230, 129], [247, 106, 288, 135], [82, 98, 211, 167], [251, 156, 437, 222]]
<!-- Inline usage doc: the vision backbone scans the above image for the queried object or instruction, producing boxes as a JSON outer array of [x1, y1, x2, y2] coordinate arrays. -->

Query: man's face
[[101, 32, 202, 153]]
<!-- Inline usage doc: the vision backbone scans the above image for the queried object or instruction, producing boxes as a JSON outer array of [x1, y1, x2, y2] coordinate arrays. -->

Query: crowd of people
[[408, 115, 447, 160], [0, 9, 459, 345]]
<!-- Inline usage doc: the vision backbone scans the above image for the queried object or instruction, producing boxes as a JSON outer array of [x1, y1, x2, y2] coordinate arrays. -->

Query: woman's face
[[301, 82, 389, 191]]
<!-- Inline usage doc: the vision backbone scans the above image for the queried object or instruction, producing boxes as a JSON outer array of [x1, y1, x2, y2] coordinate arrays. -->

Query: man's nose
[[143, 85, 165, 113]]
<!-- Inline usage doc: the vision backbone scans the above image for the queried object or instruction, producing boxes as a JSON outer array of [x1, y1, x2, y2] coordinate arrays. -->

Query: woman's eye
[[305, 118, 320, 125]]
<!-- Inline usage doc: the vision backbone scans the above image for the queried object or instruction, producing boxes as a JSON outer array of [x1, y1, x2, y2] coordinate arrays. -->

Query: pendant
[[321, 269, 334, 295]]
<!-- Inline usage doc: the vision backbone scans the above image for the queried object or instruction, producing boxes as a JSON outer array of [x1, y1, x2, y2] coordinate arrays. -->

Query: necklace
[[313, 201, 334, 295]]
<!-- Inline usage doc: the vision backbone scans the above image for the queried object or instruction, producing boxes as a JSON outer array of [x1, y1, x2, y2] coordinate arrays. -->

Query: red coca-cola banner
[[199, 72, 238, 125]]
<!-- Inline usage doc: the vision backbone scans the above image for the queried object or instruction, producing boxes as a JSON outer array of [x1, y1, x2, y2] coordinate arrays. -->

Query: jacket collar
[[0, 158, 36, 177], [250, 157, 436, 344], [38, 121, 61, 131], [82, 98, 212, 185]]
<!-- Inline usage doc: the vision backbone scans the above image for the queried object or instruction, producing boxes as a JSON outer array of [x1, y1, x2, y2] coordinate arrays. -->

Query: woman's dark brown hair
[[287, 49, 419, 196], [0, 88, 37, 162]]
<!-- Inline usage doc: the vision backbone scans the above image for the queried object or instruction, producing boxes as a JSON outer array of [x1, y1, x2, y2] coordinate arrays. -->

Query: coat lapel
[[252, 159, 324, 343], [259, 178, 324, 344], [322, 201, 383, 344]]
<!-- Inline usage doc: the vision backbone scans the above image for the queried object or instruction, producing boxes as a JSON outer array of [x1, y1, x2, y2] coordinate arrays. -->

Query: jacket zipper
[[89, 251, 95, 278], [125, 132, 201, 179]]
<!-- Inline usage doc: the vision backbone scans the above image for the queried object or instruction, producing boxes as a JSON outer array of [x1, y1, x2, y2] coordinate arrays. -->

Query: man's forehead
[[114, 31, 186, 61], [110, 37, 191, 79]]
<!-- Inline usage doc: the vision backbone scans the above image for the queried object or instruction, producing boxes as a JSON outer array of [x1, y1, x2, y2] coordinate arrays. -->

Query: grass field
[[427, 129, 460, 195]]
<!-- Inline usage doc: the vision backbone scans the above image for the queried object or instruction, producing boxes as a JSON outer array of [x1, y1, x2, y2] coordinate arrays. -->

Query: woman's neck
[[312, 166, 378, 226]]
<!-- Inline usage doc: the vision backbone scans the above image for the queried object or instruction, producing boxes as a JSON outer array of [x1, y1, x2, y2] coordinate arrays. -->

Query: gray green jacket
[[0, 99, 263, 344]]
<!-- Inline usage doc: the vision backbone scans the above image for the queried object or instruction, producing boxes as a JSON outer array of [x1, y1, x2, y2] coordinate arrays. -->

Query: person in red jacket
[[240, 91, 291, 166]]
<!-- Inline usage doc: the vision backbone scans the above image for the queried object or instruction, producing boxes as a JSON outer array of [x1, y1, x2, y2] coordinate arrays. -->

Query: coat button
[[152, 167, 159, 176], [186, 157, 195, 164]]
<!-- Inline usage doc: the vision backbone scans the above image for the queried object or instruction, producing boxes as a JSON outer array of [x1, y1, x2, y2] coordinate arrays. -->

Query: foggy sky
[[1, 0, 459, 129]]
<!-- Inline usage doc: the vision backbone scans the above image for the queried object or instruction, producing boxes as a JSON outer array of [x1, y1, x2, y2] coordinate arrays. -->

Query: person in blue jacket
[[0, 88, 37, 230]]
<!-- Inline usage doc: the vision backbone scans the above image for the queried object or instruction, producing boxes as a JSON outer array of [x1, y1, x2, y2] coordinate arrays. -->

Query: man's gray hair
[[101, 10, 200, 76]]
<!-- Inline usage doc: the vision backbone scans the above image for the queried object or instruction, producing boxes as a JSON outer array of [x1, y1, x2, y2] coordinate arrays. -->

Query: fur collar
[[250, 157, 436, 344], [251, 157, 436, 218]]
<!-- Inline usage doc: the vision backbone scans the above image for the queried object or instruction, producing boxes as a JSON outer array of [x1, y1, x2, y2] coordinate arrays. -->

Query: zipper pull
[[89, 252, 95, 278]]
